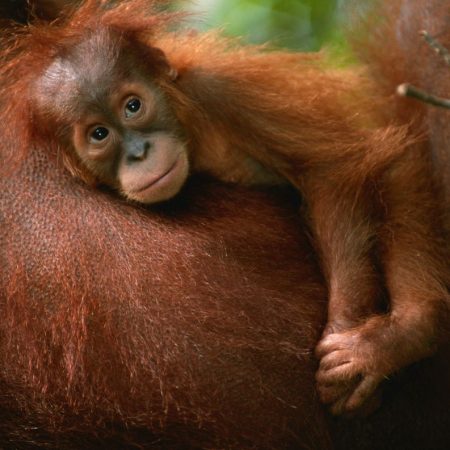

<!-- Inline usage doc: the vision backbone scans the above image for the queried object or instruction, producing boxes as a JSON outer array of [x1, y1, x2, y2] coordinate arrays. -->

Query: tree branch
[[397, 83, 450, 109], [420, 30, 450, 67]]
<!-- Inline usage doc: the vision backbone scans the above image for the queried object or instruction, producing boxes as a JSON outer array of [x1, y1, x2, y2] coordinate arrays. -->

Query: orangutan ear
[[147, 45, 178, 81]]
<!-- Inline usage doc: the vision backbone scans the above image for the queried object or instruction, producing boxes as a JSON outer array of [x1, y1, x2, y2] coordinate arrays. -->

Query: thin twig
[[420, 30, 450, 67], [397, 83, 450, 109]]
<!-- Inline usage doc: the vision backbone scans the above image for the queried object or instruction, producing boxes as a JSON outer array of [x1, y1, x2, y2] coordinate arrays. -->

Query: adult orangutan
[[0, 0, 449, 449], [15, 0, 449, 415]]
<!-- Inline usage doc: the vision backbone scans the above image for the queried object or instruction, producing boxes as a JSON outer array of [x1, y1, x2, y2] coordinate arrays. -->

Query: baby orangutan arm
[[315, 150, 448, 415]]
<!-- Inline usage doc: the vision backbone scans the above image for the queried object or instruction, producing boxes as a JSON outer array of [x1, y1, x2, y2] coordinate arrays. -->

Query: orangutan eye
[[90, 126, 110, 143], [125, 97, 142, 118]]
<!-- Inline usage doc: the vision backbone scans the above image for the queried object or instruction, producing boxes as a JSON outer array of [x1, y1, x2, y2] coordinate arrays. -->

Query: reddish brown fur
[[0, 153, 333, 449], [7, 0, 448, 414], [0, 0, 449, 448], [351, 0, 450, 225]]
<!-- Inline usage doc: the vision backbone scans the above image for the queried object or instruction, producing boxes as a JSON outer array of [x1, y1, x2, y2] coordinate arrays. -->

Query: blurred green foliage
[[181, 0, 344, 51]]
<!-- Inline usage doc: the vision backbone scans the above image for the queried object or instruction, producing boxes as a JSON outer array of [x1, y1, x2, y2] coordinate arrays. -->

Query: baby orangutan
[[29, 2, 448, 416]]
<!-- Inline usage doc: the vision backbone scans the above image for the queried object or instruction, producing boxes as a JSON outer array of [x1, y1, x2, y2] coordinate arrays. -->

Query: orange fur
[[0, 0, 449, 447], [10, 0, 447, 415]]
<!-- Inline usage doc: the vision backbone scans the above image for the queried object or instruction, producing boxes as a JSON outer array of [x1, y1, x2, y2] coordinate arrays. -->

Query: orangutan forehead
[[41, 56, 119, 109], [34, 30, 126, 114]]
